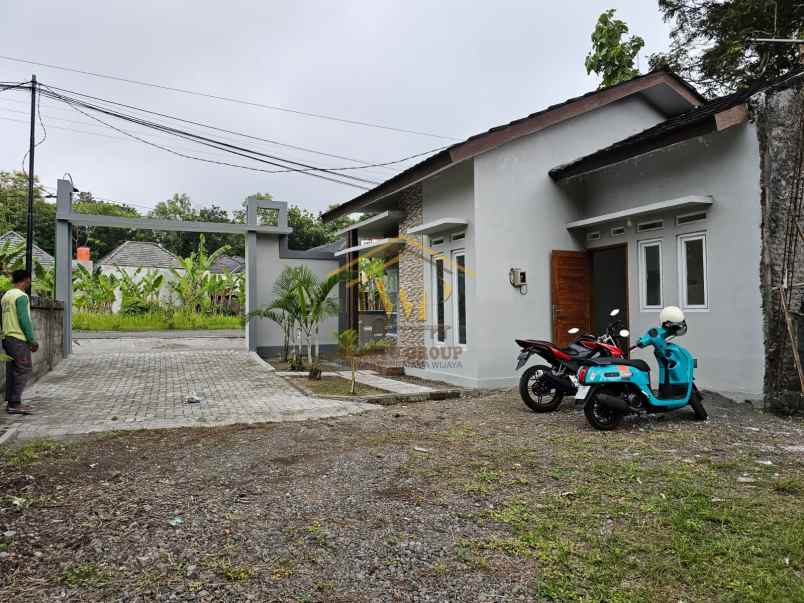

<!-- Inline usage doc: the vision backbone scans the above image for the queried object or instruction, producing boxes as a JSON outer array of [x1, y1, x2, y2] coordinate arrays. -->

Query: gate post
[[55, 179, 73, 357]]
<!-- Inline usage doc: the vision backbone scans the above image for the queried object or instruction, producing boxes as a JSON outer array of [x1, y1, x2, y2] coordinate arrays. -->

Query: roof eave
[[321, 70, 702, 223], [550, 103, 750, 182]]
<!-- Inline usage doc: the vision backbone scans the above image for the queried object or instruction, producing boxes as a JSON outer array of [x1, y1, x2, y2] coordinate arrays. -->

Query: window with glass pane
[[640, 241, 662, 308], [435, 259, 445, 342], [456, 254, 467, 344], [682, 235, 707, 307]]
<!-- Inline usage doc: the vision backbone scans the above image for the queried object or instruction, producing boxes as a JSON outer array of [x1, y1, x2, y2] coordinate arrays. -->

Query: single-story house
[[0, 230, 55, 269], [97, 240, 184, 311], [210, 254, 245, 274], [320, 66, 804, 405]]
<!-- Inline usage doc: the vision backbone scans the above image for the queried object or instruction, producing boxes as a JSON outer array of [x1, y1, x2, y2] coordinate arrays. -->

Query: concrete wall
[[577, 124, 764, 400], [0, 296, 64, 397], [252, 235, 340, 357]]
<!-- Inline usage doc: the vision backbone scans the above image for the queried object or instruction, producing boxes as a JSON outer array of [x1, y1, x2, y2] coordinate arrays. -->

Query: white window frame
[[431, 255, 448, 344], [638, 238, 663, 311], [678, 232, 709, 311], [451, 249, 467, 347]]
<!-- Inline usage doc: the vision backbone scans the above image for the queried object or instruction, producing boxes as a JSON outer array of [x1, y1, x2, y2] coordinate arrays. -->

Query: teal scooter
[[574, 306, 708, 431]]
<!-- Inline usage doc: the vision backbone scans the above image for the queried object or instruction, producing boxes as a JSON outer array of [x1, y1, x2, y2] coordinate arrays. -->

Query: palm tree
[[247, 265, 341, 370]]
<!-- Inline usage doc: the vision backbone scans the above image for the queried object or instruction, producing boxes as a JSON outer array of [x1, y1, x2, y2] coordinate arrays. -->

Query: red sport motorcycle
[[515, 309, 630, 412]]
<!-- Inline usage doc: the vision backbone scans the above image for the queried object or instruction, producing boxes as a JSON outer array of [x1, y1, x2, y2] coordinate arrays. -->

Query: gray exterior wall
[[577, 124, 764, 400], [409, 96, 667, 387], [252, 234, 340, 356]]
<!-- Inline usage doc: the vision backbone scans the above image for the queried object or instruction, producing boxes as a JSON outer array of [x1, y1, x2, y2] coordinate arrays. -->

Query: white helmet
[[659, 306, 685, 325], [660, 305, 687, 335]]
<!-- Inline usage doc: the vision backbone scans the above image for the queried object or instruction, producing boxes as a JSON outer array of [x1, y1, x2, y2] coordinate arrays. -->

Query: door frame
[[588, 242, 629, 346]]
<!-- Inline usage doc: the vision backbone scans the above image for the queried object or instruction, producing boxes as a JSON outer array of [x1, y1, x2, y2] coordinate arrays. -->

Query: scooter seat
[[590, 358, 651, 373]]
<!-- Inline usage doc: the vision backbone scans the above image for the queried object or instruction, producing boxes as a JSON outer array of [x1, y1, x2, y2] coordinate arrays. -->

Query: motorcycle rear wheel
[[519, 365, 564, 412], [584, 391, 624, 431]]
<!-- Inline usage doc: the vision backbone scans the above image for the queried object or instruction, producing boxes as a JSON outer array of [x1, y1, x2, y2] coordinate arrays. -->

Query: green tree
[[650, 1, 804, 97], [0, 171, 55, 254], [585, 9, 646, 88], [73, 192, 143, 260]]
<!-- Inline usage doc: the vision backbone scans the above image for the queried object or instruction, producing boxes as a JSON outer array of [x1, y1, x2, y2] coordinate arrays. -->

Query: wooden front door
[[550, 250, 591, 347]]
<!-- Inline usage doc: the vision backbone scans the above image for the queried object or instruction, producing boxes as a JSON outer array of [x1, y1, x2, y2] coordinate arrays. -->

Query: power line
[[42, 84, 446, 171], [0, 55, 458, 140], [41, 86, 374, 190], [39, 85, 441, 181]]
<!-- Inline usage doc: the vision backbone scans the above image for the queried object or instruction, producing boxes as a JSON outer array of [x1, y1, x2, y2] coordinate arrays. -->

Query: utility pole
[[25, 74, 37, 289]]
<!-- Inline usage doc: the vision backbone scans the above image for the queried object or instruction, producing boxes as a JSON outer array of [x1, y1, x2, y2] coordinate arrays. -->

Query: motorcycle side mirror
[[619, 329, 630, 338], [609, 308, 620, 317], [568, 327, 580, 334]]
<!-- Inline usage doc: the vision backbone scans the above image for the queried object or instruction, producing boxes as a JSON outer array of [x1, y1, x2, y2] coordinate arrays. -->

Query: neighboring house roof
[[307, 239, 346, 255], [550, 67, 804, 181], [97, 241, 182, 269], [0, 231, 54, 268], [210, 254, 245, 274], [321, 69, 704, 222]]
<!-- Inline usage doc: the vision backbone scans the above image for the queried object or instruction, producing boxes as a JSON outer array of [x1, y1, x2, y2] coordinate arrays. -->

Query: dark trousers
[[3, 337, 32, 405]]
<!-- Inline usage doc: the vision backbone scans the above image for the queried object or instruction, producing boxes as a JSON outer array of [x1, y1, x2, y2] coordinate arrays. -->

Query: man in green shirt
[[2, 270, 39, 414]]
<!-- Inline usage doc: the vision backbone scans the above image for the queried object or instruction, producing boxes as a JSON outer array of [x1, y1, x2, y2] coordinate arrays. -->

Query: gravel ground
[[1, 390, 802, 601]]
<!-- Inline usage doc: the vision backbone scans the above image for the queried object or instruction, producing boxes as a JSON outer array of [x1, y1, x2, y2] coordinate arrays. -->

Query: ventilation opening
[[676, 211, 707, 225], [637, 219, 664, 233], [452, 232, 466, 242], [586, 231, 601, 241], [610, 226, 626, 237], [430, 237, 445, 246]]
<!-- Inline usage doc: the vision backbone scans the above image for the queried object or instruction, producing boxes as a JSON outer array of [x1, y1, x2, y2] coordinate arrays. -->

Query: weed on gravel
[[0, 391, 802, 601]]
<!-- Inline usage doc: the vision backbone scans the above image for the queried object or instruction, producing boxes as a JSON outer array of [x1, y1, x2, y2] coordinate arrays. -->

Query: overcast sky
[[0, 1, 673, 216]]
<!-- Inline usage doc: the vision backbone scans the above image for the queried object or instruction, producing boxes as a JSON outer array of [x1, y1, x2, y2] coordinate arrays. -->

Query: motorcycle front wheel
[[519, 365, 564, 412], [584, 390, 624, 431]]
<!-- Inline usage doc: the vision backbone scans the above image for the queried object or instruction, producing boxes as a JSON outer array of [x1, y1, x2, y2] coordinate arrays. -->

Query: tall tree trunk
[[315, 325, 320, 360]]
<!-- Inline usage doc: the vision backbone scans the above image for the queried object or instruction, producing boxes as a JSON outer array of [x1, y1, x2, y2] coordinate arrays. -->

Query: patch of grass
[[460, 456, 804, 603], [62, 563, 110, 587], [463, 468, 500, 495], [2, 439, 65, 467], [220, 561, 253, 582], [270, 559, 294, 581], [305, 520, 328, 546], [73, 310, 243, 331], [773, 477, 803, 496], [294, 376, 388, 397]]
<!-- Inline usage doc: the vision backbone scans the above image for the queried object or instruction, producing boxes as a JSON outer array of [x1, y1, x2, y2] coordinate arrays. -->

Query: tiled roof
[[321, 69, 704, 221], [0, 231, 54, 268], [210, 254, 245, 274], [307, 239, 346, 254], [98, 241, 182, 269], [550, 67, 804, 181]]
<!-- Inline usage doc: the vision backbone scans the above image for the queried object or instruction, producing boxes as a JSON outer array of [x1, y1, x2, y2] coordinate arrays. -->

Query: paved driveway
[[2, 337, 371, 441]]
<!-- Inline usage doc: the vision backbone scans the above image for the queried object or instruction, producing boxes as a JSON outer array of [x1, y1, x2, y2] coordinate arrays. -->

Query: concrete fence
[[0, 296, 64, 397]]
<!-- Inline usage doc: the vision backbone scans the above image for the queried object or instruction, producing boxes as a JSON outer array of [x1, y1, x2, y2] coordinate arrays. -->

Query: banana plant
[[169, 235, 230, 313], [73, 264, 118, 313]]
